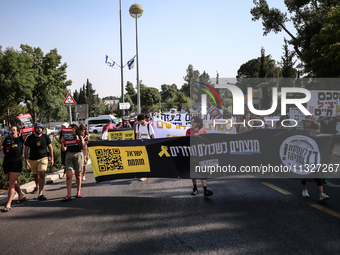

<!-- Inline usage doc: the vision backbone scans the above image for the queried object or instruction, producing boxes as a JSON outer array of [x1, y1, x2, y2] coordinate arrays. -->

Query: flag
[[105, 55, 115, 67], [127, 57, 135, 70]]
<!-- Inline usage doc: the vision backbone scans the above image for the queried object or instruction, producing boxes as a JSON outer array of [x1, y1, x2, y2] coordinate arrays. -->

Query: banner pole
[[69, 105, 72, 124]]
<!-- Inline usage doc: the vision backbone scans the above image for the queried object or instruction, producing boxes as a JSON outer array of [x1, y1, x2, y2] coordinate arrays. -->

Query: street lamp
[[129, 3, 143, 114]]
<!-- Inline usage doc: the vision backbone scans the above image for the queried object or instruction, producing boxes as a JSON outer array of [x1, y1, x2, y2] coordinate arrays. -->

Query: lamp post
[[119, 0, 125, 115], [129, 3, 143, 114]]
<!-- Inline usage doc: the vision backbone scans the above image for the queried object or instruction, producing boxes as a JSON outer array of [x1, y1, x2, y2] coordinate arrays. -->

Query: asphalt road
[[1, 159, 340, 254]]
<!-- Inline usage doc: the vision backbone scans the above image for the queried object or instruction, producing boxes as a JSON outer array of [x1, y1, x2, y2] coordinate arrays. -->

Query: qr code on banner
[[110, 133, 123, 140], [95, 148, 123, 172]]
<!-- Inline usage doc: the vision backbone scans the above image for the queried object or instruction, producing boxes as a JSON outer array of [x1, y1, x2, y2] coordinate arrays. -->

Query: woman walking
[[0, 125, 26, 212]]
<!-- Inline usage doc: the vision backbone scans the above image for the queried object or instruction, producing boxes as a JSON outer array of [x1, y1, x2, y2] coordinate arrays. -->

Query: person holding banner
[[79, 124, 90, 181], [25, 123, 54, 201], [0, 125, 26, 212], [136, 113, 156, 181], [186, 116, 213, 197], [301, 117, 330, 201], [238, 112, 253, 134], [61, 125, 87, 201]]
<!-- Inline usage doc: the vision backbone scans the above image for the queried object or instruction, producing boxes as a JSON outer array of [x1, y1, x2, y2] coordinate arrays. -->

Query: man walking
[[25, 123, 54, 200]]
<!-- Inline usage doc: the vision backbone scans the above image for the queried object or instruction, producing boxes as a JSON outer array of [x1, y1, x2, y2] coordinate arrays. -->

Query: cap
[[118, 118, 122, 122], [107, 119, 112, 123], [62, 122, 69, 128], [34, 123, 44, 129]]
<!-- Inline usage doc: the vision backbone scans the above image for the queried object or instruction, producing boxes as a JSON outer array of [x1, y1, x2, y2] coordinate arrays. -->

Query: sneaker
[[31, 187, 38, 194], [38, 194, 47, 201], [204, 189, 213, 197], [139, 177, 147, 182], [319, 193, 330, 201], [302, 189, 310, 198], [191, 188, 198, 196], [82, 176, 86, 181]]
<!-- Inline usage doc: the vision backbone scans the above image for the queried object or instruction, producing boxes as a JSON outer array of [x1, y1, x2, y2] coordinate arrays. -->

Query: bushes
[[0, 139, 63, 189], [89, 134, 102, 141]]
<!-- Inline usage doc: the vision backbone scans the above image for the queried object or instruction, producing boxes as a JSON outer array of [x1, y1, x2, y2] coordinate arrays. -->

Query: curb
[[0, 169, 65, 205]]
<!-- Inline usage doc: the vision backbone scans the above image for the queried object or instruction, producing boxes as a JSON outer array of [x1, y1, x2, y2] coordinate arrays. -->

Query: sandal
[[2, 207, 11, 212], [62, 195, 72, 202], [17, 196, 27, 204], [76, 192, 82, 198]]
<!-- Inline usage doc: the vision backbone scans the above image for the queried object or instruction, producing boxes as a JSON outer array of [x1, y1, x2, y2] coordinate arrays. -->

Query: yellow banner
[[108, 129, 135, 140], [88, 146, 150, 177]]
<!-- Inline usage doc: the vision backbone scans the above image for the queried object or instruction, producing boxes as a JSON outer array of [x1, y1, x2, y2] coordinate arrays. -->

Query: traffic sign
[[119, 102, 131, 110], [63, 93, 76, 105]]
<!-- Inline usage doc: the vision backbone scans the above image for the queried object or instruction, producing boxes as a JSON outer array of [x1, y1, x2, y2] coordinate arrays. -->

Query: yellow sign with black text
[[88, 146, 150, 178], [108, 129, 135, 141]]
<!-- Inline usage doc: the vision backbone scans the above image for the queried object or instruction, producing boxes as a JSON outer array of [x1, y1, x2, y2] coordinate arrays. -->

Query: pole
[[69, 105, 72, 124], [119, 0, 125, 115], [136, 16, 141, 114]]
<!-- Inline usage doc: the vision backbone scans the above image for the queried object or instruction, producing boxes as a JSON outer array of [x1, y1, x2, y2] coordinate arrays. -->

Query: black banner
[[88, 129, 335, 183]]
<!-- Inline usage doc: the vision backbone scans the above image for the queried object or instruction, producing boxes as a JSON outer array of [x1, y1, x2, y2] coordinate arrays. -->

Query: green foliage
[[251, 0, 339, 76], [140, 87, 161, 111], [303, 5, 340, 77], [0, 46, 35, 117], [279, 39, 297, 78], [161, 84, 178, 102], [89, 134, 102, 141], [125, 81, 136, 96]]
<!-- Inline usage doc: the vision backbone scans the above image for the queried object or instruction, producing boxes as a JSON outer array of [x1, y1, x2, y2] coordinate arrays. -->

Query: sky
[[1, 0, 294, 99]]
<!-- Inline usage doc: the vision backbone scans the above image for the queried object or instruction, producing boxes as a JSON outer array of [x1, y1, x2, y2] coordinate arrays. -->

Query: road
[[1, 159, 340, 254]]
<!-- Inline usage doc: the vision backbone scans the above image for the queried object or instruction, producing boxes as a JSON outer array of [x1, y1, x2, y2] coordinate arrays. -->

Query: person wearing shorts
[[0, 124, 26, 212], [61, 124, 87, 201], [25, 123, 54, 200]]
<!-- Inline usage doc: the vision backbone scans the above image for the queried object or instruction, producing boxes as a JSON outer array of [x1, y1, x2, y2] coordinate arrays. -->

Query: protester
[[61, 124, 87, 201], [24, 123, 53, 200], [145, 115, 153, 127], [116, 119, 123, 128], [102, 119, 116, 133], [122, 119, 131, 128], [56, 122, 69, 179], [317, 116, 337, 163], [186, 116, 213, 197], [79, 124, 89, 181], [135, 113, 156, 181], [0, 125, 26, 212], [238, 112, 253, 133], [301, 117, 329, 201]]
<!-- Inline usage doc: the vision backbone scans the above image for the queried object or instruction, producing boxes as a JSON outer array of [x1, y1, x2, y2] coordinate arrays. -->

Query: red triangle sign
[[63, 93, 76, 105]]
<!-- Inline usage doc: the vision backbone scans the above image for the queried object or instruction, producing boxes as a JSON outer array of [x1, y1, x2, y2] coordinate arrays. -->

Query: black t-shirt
[[3, 136, 23, 162], [67, 135, 83, 153], [318, 117, 337, 134], [25, 133, 51, 160]]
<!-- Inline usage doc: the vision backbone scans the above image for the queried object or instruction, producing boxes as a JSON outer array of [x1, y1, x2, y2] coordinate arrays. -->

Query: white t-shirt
[[136, 123, 155, 139]]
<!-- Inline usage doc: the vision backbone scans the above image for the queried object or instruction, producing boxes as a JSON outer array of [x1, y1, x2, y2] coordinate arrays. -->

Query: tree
[[279, 39, 297, 78], [20, 44, 71, 123], [251, 0, 339, 76], [140, 87, 161, 111], [0, 46, 35, 117], [125, 81, 136, 96], [303, 5, 340, 77], [181, 64, 200, 97], [160, 84, 178, 102]]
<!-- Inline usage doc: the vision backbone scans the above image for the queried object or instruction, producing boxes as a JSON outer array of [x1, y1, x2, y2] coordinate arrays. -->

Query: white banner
[[152, 117, 236, 138], [289, 108, 304, 127], [307, 90, 340, 117]]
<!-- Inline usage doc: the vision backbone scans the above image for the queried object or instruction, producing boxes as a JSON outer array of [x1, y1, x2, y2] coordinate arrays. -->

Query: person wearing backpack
[[24, 123, 54, 201], [0, 124, 26, 212], [135, 113, 156, 181]]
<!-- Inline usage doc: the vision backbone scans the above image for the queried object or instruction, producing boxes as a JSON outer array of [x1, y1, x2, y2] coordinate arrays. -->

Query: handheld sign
[[17, 113, 34, 135], [62, 127, 79, 146]]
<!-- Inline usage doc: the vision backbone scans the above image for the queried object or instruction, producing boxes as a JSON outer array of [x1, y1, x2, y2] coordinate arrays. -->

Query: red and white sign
[[63, 93, 76, 105], [17, 113, 34, 135]]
